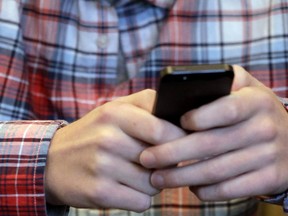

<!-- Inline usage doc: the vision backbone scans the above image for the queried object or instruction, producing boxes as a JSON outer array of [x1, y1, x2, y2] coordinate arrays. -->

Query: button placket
[[97, 34, 109, 49]]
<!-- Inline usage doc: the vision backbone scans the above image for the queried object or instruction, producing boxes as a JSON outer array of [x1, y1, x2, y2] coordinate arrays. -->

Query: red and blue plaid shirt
[[1, 0, 288, 215]]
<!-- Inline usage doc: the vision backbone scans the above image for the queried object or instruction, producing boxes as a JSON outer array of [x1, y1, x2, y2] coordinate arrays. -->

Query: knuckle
[[216, 184, 232, 200], [96, 101, 130, 124], [195, 133, 216, 156], [88, 183, 110, 207], [95, 103, 116, 123], [263, 146, 278, 165], [95, 129, 118, 150], [257, 90, 275, 110], [160, 145, 178, 165], [258, 119, 277, 142], [148, 118, 184, 144], [223, 100, 241, 123], [168, 173, 182, 187], [146, 120, 166, 143], [262, 167, 283, 193], [94, 154, 111, 175], [203, 163, 224, 183]]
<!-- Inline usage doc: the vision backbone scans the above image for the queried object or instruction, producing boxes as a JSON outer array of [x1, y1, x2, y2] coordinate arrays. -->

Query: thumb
[[232, 65, 262, 91]]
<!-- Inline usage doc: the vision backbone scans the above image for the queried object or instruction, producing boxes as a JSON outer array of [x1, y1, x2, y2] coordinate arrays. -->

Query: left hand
[[140, 65, 288, 201]]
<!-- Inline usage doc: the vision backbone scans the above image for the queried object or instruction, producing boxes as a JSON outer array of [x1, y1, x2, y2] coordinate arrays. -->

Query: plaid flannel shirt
[[1, 0, 288, 215]]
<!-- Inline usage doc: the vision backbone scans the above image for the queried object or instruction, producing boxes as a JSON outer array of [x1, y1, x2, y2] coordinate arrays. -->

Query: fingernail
[[140, 150, 156, 168], [151, 172, 164, 189]]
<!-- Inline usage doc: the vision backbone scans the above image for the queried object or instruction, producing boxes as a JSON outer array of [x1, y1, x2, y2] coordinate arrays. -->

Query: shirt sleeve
[[0, 120, 69, 216], [0, 2, 69, 215]]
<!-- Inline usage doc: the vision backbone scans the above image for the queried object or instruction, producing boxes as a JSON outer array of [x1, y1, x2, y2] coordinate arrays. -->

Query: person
[[0, 0, 288, 215]]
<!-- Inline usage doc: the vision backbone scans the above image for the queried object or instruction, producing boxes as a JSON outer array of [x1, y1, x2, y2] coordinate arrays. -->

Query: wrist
[[45, 128, 66, 205]]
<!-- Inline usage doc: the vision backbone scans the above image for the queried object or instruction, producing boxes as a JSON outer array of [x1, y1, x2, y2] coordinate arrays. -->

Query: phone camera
[[183, 76, 187, 81]]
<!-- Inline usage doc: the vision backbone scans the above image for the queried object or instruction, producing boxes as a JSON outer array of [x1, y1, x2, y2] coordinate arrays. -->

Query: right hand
[[44, 89, 186, 212]]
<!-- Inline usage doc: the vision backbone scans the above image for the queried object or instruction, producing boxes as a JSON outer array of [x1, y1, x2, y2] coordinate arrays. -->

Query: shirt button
[[97, 34, 108, 49]]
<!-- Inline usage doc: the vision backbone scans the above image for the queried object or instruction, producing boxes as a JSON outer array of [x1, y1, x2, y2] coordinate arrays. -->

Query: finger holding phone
[[140, 65, 288, 201], [45, 89, 186, 212]]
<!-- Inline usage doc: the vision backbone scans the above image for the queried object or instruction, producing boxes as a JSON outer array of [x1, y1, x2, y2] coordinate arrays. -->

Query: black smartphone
[[153, 64, 234, 126]]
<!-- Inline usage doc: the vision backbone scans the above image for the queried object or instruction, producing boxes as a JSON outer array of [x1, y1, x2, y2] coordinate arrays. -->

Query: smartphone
[[153, 64, 234, 126]]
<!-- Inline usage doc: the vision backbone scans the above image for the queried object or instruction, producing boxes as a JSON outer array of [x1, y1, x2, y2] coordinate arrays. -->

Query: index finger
[[98, 91, 187, 146]]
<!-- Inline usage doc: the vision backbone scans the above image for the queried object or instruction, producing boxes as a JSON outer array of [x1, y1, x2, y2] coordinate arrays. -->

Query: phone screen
[[153, 64, 234, 126]]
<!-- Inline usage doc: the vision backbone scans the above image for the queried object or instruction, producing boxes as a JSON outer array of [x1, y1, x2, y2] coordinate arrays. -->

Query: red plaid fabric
[[0, 121, 67, 215], [1, 0, 288, 215]]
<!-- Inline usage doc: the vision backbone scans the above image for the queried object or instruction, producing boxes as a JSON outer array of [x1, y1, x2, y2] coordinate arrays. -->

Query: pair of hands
[[45, 66, 288, 212]]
